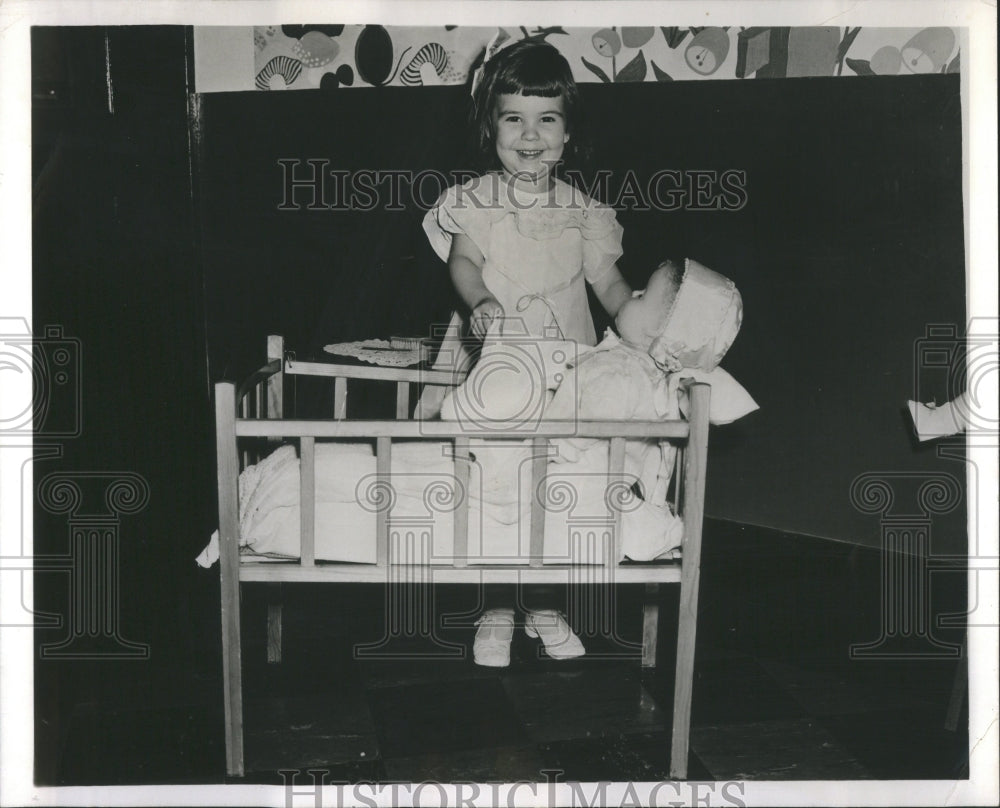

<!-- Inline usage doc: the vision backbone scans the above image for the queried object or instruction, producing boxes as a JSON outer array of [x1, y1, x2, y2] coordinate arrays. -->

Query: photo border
[[2, 2, 996, 806]]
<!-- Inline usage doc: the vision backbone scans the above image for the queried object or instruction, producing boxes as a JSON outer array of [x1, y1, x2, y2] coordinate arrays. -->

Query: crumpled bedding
[[544, 331, 758, 505], [196, 438, 684, 568]]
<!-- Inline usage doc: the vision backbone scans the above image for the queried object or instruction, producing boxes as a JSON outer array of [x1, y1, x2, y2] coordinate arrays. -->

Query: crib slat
[[238, 394, 250, 469], [609, 437, 626, 563], [395, 382, 409, 419], [452, 438, 470, 568], [334, 377, 347, 419], [674, 446, 684, 511], [529, 438, 547, 568], [376, 437, 391, 567], [300, 437, 315, 567]]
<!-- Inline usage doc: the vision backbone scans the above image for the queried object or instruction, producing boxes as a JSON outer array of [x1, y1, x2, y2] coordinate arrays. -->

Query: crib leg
[[670, 382, 710, 780], [266, 583, 283, 664], [671, 578, 699, 780], [642, 583, 659, 668], [217, 383, 245, 777]]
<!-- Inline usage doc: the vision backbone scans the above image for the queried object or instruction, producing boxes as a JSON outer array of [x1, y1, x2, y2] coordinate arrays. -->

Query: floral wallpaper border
[[215, 25, 964, 92]]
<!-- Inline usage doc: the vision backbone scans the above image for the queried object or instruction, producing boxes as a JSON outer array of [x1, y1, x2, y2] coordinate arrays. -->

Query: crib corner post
[[641, 582, 660, 668], [266, 334, 285, 360], [670, 381, 710, 780], [215, 381, 245, 777], [266, 583, 283, 664], [266, 335, 285, 420]]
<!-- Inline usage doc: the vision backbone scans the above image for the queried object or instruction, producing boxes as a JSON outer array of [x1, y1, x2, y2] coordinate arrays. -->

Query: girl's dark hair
[[469, 38, 592, 173]]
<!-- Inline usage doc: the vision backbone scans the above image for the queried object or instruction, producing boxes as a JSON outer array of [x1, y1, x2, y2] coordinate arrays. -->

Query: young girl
[[420, 39, 633, 667]]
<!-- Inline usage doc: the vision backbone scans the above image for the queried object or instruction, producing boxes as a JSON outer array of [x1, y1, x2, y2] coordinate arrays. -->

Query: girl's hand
[[470, 296, 504, 338]]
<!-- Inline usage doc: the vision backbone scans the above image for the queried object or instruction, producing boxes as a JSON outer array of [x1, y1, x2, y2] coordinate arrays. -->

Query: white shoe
[[524, 609, 585, 659], [473, 608, 515, 667]]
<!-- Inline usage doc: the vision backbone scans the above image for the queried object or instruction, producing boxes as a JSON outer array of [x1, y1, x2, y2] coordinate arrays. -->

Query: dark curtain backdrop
[[196, 76, 966, 552]]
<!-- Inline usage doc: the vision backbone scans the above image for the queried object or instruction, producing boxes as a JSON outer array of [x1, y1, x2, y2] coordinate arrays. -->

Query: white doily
[[323, 338, 426, 367]]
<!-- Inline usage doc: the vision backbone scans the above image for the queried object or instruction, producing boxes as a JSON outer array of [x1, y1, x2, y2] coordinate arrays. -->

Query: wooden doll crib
[[215, 335, 710, 779]]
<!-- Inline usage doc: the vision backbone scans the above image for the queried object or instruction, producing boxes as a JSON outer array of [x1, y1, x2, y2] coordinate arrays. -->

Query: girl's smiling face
[[493, 93, 569, 191]]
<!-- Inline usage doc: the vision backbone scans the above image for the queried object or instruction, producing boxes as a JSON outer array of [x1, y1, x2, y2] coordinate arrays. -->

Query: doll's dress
[[416, 172, 624, 418], [543, 259, 760, 560]]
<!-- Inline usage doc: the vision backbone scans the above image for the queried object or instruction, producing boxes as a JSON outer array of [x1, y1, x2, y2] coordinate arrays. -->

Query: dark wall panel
[[196, 76, 965, 551], [31, 26, 219, 782]]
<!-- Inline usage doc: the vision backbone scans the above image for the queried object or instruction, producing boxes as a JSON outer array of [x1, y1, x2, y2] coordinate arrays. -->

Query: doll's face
[[616, 263, 681, 349], [493, 93, 569, 192]]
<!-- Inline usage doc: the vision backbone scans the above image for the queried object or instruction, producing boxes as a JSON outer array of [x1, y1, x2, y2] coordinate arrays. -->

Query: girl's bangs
[[495, 70, 566, 98]]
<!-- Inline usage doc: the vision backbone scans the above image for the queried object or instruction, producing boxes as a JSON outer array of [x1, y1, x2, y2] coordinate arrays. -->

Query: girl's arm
[[448, 234, 504, 337], [591, 264, 633, 318]]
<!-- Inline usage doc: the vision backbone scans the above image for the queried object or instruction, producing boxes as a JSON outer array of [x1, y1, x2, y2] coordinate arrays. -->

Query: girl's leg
[[518, 583, 564, 613], [483, 583, 517, 610]]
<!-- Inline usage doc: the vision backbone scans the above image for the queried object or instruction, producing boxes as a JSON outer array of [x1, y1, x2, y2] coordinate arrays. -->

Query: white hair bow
[[469, 28, 513, 99]]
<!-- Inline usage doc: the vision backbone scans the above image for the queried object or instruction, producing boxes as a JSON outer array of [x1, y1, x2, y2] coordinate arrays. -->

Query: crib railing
[[230, 336, 692, 570], [285, 354, 460, 420], [223, 413, 695, 580], [216, 336, 710, 779]]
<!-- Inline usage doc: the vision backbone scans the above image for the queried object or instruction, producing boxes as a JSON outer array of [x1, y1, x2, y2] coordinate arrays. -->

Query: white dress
[[416, 172, 624, 417]]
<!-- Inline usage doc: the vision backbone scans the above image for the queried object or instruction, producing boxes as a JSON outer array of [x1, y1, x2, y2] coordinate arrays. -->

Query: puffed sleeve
[[578, 202, 624, 284], [422, 179, 497, 263]]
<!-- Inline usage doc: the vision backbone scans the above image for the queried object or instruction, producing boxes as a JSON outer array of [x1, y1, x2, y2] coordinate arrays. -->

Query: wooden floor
[[43, 520, 969, 785]]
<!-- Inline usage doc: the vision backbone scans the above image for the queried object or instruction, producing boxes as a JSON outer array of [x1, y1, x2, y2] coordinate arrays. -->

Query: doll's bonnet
[[648, 258, 743, 373]]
